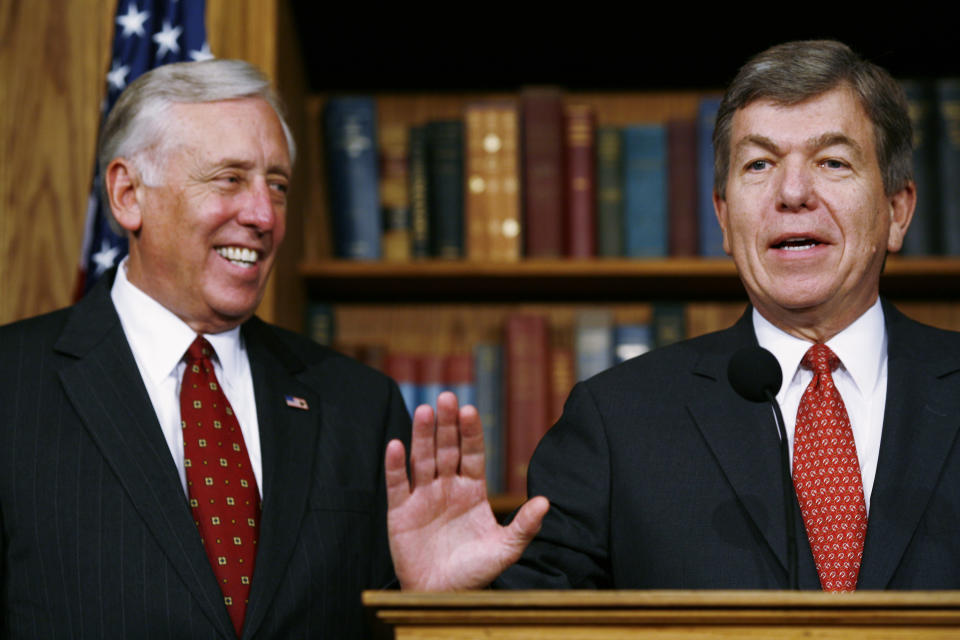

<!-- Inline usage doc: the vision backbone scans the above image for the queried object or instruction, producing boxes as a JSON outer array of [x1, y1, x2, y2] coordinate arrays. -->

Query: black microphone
[[728, 346, 798, 590]]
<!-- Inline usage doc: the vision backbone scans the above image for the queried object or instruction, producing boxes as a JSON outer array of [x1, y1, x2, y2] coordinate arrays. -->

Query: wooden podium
[[364, 590, 960, 639]]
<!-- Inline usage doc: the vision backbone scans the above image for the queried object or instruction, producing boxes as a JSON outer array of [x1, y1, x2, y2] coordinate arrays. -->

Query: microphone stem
[[766, 388, 798, 590]]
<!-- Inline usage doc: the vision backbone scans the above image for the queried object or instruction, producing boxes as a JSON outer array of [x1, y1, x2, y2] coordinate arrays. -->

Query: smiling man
[[0, 60, 409, 638], [386, 40, 960, 592]]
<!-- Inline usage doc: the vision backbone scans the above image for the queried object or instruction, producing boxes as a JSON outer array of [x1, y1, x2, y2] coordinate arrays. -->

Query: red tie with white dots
[[181, 336, 260, 637], [792, 343, 868, 591]]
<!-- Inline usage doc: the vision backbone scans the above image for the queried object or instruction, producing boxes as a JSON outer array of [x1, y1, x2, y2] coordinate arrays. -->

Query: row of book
[[902, 78, 960, 256], [321, 78, 960, 263], [306, 299, 960, 495], [322, 89, 724, 262], [306, 301, 747, 495]]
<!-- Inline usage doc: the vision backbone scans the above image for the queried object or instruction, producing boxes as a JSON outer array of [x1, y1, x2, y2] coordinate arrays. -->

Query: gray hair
[[99, 59, 296, 212], [713, 40, 912, 199]]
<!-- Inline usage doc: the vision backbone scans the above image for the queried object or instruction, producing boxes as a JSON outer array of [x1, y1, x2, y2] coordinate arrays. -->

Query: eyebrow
[[213, 158, 292, 179], [735, 132, 865, 161]]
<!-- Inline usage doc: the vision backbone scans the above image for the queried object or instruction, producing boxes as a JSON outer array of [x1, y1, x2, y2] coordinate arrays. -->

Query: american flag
[[285, 395, 310, 410], [75, 0, 211, 298]]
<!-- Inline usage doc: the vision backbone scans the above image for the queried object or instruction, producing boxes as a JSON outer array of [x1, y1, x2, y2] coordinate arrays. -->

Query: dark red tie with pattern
[[792, 343, 867, 591], [181, 336, 260, 637]]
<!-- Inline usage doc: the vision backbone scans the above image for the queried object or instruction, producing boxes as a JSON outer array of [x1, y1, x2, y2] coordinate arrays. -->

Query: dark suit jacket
[[0, 275, 409, 638], [499, 301, 960, 590]]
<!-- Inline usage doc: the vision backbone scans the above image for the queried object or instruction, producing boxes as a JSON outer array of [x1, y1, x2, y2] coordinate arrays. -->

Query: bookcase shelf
[[300, 257, 960, 303]]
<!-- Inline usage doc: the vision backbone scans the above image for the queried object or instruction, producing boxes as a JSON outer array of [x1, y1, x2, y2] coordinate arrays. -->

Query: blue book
[[574, 309, 614, 381], [901, 80, 940, 255], [614, 323, 652, 363], [937, 79, 960, 255], [304, 301, 335, 346], [323, 97, 382, 260], [622, 124, 667, 257], [697, 95, 726, 257], [474, 343, 504, 494]]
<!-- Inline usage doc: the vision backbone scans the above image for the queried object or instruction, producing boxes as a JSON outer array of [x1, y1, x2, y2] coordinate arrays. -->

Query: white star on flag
[[190, 42, 214, 61], [92, 239, 122, 275], [116, 3, 149, 38], [153, 20, 182, 57], [107, 62, 130, 90]]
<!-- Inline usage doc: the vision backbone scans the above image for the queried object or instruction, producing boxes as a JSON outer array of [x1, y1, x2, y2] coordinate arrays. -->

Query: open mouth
[[772, 237, 823, 251], [215, 246, 260, 267]]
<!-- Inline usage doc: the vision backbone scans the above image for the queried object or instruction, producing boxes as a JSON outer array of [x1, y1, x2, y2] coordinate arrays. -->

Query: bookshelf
[[294, 77, 960, 506], [299, 257, 960, 302]]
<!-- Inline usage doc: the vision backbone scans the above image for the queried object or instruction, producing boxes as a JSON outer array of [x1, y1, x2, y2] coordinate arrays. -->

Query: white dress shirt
[[110, 259, 263, 496], [753, 299, 887, 513]]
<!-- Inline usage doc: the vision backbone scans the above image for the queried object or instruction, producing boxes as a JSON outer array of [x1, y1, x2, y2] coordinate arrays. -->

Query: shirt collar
[[753, 298, 886, 397], [110, 258, 244, 383]]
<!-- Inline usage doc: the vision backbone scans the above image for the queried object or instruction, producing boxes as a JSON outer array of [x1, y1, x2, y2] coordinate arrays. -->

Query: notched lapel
[[684, 312, 814, 585], [55, 287, 236, 639], [688, 353, 792, 574], [859, 309, 960, 588], [241, 319, 323, 639]]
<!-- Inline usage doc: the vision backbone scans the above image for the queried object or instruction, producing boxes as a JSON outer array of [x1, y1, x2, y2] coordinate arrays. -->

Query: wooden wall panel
[[0, 0, 114, 324]]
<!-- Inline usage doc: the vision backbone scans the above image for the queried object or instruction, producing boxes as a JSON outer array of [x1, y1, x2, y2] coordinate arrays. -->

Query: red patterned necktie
[[181, 336, 260, 637], [792, 343, 867, 591]]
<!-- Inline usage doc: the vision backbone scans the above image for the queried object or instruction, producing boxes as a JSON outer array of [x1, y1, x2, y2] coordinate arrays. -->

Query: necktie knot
[[801, 343, 840, 376], [186, 336, 214, 364]]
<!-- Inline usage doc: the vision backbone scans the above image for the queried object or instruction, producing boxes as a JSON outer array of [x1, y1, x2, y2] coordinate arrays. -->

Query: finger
[[384, 439, 411, 507], [457, 404, 486, 479], [435, 391, 461, 477], [409, 403, 436, 487], [504, 496, 550, 552]]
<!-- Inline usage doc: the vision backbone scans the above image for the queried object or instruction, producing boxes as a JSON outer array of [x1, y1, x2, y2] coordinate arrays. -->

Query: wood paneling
[[0, 0, 114, 324]]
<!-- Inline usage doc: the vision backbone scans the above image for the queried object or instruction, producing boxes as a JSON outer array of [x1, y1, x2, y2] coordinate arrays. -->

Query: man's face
[[714, 86, 913, 341], [124, 97, 291, 334]]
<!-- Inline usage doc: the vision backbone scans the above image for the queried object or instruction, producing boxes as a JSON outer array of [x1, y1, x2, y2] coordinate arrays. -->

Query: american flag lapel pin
[[284, 395, 309, 410]]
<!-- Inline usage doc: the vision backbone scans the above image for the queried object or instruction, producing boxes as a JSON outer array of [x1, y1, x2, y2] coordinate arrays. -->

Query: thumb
[[504, 496, 550, 551]]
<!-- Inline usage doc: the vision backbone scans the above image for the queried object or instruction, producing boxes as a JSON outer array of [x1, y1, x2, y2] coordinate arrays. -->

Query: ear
[[713, 190, 733, 256], [886, 180, 917, 254], [105, 158, 143, 233]]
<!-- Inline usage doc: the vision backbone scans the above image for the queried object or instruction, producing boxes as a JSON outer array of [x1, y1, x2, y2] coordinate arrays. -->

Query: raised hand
[[384, 391, 550, 591]]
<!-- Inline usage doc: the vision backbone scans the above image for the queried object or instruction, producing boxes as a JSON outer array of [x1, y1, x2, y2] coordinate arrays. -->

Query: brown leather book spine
[[521, 88, 566, 257], [564, 104, 597, 257], [504, 314, 551, 496], [667, 118, 699, 257]]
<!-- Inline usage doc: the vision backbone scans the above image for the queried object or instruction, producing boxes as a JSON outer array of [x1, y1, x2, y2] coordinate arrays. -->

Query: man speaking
[[386, 40, 960, 591]]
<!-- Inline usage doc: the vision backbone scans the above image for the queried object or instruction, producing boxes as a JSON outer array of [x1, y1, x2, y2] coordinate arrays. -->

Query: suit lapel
[[858, 303, 960, 588], [55, 279, 236, 639], [240, 318, 322, 640], [686, 312, 817, 587]]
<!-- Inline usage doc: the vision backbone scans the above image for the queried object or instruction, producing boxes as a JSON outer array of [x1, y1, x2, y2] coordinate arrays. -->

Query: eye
[[215, 173, 242, 187], [746, 159, 770, 172], [820, 158, 850, 170]]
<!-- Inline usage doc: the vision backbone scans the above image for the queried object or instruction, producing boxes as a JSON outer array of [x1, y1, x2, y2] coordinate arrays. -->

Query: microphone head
[[728, 346, 783, 403]]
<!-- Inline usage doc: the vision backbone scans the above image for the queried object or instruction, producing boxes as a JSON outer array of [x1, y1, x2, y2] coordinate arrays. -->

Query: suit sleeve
[[370, 377, 412, 590], [495, 381, 613, 588]]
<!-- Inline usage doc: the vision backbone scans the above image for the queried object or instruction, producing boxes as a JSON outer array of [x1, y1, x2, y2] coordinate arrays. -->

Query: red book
[[564, 104, 597, 257], [521, 88, 566, 257], [504, 314, 551, 496], [667, 118, 699, 257]]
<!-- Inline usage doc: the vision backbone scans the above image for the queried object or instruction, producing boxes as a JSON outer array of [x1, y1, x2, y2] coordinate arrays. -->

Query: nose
[[777, 160, 818, 212], [238, 177, 280, 231]]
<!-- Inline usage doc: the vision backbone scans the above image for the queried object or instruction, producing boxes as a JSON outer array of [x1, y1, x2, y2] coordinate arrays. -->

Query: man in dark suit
[[385, 40, 960, 591], [0, 60, 408, 638]]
